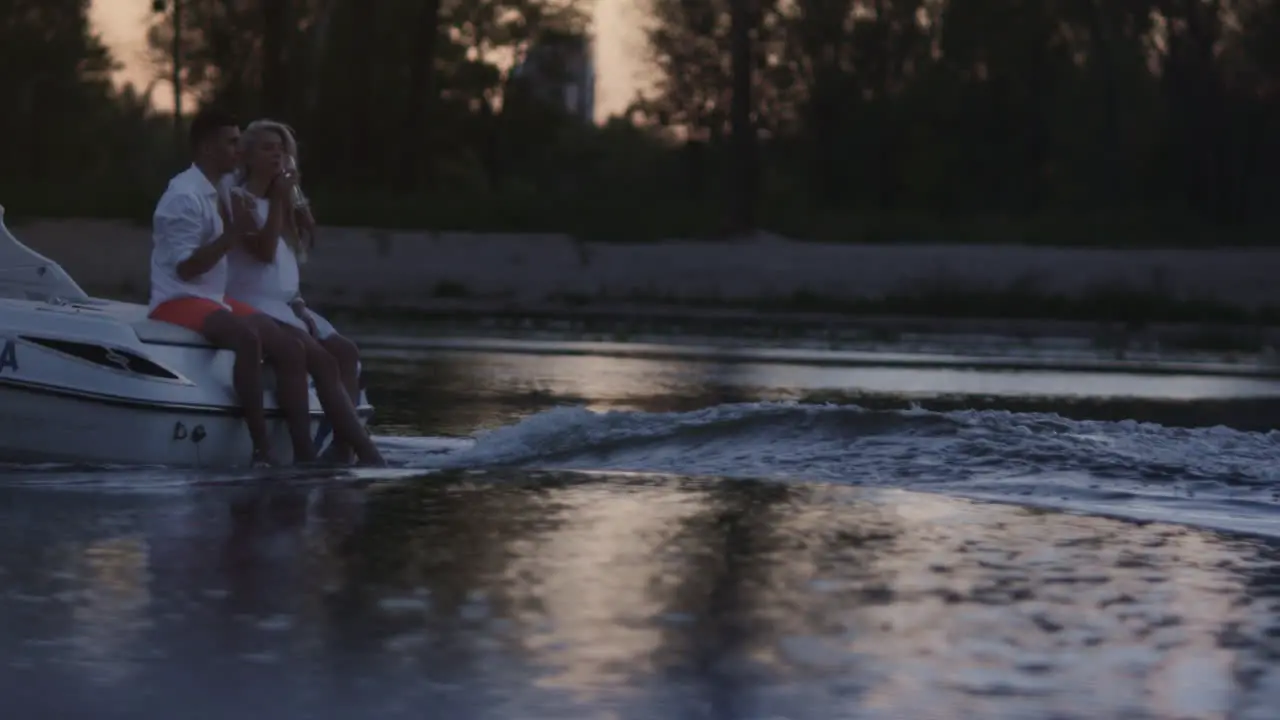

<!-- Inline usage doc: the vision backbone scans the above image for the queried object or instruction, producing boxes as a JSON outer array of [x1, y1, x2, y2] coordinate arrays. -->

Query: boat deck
[[0, 295, 214, 347]]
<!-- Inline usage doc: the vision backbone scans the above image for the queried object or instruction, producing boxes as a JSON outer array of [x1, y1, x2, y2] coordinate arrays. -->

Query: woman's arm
[[241, 182, 286, 264]]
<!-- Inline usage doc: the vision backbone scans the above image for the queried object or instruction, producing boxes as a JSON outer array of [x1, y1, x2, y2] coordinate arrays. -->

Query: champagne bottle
[[283, 155, 308, 209], [283, 154, 313, 262]]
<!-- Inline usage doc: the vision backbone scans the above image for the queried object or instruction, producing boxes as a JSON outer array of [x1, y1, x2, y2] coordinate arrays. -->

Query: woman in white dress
[[222, 119, 379, 465]]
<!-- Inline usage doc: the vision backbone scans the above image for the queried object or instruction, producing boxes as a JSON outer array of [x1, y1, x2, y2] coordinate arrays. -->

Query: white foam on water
[[395, 401, 1280, 537], [1, 401, 1277, 538]]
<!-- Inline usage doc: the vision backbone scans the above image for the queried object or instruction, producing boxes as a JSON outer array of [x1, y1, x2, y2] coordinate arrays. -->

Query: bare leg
[[199, 311, 274, 465], [318, 334, 362, 463], [249, 316, 316, 464], [320, 334, 361, 403], [282, 326, 385, 466]]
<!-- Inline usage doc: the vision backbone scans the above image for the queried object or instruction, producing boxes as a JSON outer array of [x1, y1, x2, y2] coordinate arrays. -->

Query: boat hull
[[0, 297, 373, 468], [0, 380, 364, 467]]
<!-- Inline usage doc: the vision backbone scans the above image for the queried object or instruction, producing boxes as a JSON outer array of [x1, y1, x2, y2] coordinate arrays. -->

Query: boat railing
[[0, 204, 91, 304]]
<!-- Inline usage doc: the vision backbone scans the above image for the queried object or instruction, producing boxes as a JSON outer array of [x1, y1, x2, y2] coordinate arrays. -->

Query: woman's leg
[[247, 315, 316, 463], [320, 334, 361, 405], [280, 325, 385, 466], [318, 334, 362, 463]]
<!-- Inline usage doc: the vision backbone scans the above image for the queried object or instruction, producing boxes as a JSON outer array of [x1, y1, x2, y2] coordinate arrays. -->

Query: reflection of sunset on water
[[492, 352, 703, 410], [1144, 531, 1245, 720], [67, 535, 153, 687], [499, 481, 708, 695], [839, 506, 1253, 718], [3, 473, 1280, 717]]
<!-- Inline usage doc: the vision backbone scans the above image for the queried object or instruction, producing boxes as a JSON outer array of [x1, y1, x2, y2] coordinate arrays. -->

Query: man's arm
[[176, 231, 236, 281], [154, 194, 236, 281]]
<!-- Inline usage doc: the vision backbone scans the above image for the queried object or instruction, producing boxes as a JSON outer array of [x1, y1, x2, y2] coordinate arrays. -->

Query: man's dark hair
[[188, 107, 239, 151]]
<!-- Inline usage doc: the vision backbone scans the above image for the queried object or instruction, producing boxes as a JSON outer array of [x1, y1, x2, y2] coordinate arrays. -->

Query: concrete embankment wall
[[12, 219, 1279, 311]]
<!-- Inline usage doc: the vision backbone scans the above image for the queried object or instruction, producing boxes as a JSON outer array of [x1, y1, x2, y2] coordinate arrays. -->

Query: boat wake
[[0, 436, 464, 493], [2, 401, 1278, 537], [393, 401, 1280, 538]]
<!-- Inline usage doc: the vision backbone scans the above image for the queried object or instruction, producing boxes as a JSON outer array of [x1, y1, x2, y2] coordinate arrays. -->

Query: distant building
[[511, 34, 596, 124]]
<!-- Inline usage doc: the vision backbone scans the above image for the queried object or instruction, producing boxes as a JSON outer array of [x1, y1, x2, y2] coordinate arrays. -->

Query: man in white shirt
[[148, 108, 314, 466]]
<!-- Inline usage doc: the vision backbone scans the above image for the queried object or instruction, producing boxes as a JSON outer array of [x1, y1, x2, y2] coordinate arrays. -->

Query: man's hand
[[229, 192, 258, 238], [179, 195, 240, 280], [217, 193, 233, 232], [210, 194, 240, 253]]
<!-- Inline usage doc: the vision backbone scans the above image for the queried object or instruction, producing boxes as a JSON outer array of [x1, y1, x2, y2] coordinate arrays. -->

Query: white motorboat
[[0, 204, 370, 467]]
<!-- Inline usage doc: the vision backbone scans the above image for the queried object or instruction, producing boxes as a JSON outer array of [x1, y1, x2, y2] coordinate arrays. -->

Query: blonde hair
[[236, 119, 308, 262]]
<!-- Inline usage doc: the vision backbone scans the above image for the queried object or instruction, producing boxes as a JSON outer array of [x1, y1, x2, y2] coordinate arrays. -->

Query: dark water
[[365, 342, 1280, 538], [3, 339, 1280, 719]]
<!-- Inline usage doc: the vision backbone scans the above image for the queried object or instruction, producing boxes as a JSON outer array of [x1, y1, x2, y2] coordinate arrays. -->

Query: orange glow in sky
[[88, 0, 646, 122]]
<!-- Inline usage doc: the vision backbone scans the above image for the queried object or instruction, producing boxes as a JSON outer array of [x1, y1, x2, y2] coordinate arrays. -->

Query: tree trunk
[[872, 0, 896, 209], [261, 0, 288, 117], [396, 0, 442, 191], [1083, 0, 1123, 209], [305, 0, 337, 118], [348, 1, 377, 183], [727, 0, 757, 235]]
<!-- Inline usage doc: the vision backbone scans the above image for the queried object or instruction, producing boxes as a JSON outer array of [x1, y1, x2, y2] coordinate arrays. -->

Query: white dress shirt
[[148, 165, 231, 311]]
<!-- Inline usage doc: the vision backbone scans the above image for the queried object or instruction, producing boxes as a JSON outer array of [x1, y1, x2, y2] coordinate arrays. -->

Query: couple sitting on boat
[[147, 107, 384, 467]]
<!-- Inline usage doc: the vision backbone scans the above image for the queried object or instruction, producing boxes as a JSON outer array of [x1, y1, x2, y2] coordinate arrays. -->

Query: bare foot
[[293, 458, 336, 469], [251, 448, 278, 468], [292, 443, 318, 465], [355, 441, 386, 467], [320, 442, 355, 465], [357, 426, 385, 466]]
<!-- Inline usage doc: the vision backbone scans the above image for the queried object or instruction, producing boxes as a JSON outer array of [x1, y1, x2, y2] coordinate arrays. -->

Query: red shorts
[[149, 297, 258, 332]]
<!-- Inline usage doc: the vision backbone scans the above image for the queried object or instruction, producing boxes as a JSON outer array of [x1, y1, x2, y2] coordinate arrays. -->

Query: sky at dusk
[[88, 0, 646, 121]]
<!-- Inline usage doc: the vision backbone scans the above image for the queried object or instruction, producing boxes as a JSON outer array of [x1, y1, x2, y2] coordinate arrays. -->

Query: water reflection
[[364, 348, 1280, 438], [735, 362, 1280, 401], [68, 536, 152, 686], [367, 351, 761, 437], [5, 473, 1280, 718], [499, 481, 708, 698]]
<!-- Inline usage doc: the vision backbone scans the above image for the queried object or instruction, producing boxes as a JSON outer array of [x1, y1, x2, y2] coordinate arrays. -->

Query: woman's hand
[[271, 169, 299, 204], [291, 299, 319, 337]]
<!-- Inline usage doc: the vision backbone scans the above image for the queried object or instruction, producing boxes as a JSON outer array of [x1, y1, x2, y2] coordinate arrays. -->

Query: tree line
[[2, 0, 1279, 246]]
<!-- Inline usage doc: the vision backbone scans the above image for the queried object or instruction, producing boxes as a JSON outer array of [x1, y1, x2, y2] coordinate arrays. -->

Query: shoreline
[[349, 333, 1280, 379], [323, 300, 1280, 355], [12, 218, 1280, 352]]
